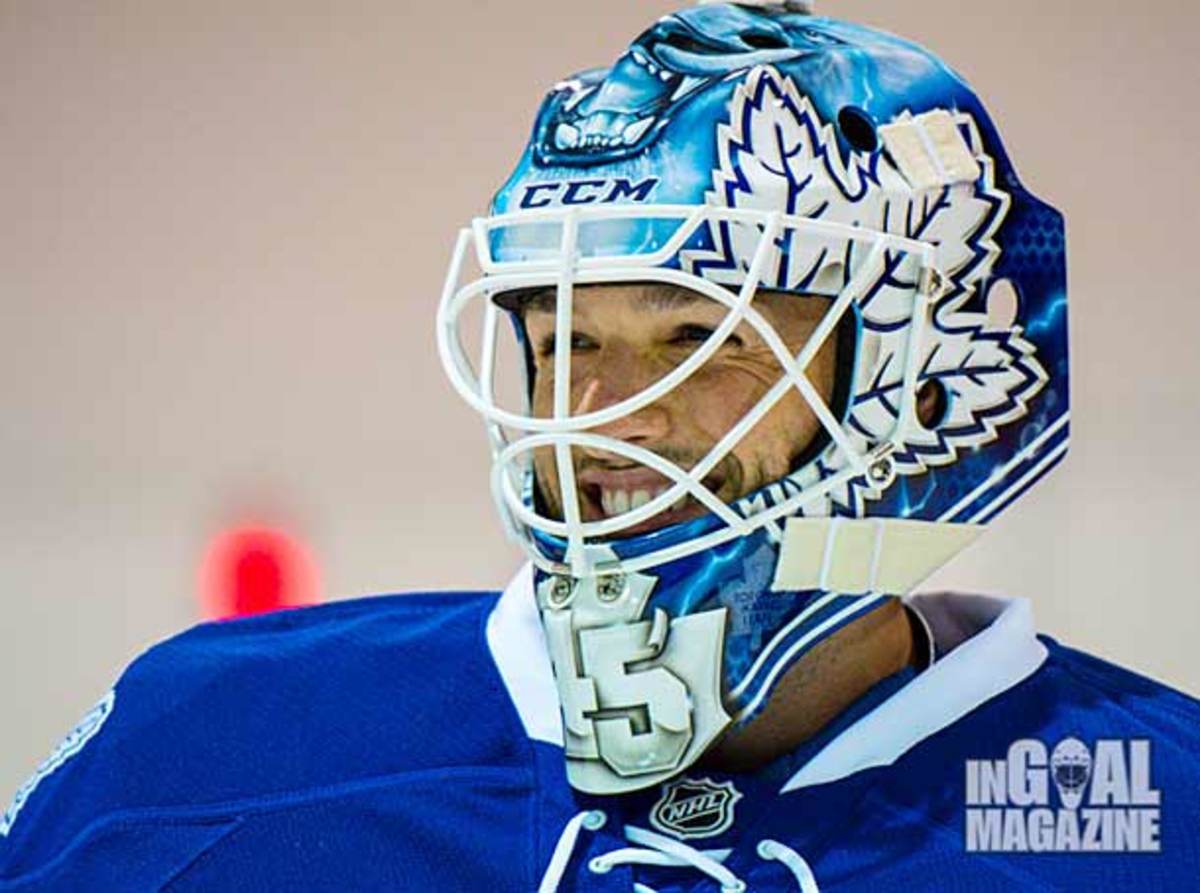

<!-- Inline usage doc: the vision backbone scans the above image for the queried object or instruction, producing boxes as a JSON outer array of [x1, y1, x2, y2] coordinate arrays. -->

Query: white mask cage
[[437, 203, 942, 579]]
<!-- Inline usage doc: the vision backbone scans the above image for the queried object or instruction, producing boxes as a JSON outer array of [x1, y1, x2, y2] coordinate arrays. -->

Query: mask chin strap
[[770, 517, 983, 595]]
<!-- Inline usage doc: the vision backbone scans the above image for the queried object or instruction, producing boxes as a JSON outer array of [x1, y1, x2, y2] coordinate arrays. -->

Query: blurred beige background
[[2, 0, 1198, 798]]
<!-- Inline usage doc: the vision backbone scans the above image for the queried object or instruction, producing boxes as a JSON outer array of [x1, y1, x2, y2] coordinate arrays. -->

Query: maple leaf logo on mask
[[683, 65, 1048, 519]]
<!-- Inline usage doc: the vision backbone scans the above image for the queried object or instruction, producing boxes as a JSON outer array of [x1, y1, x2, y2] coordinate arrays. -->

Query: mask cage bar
[[437, 204, 938, 578], [552, 214, 585, 567]]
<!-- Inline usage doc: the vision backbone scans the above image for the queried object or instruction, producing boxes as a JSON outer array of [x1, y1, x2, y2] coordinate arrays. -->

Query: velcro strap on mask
[[770, 517, 983, 595], [878, 110, 982, 190]]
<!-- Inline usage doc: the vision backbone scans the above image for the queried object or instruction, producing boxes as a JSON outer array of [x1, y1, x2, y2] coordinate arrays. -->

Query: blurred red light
[[199, 526, 319, 620]]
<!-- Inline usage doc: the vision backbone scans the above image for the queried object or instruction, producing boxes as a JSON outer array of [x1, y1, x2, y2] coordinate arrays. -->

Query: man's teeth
[[599, 486, 679, 517], [601, 489, 627, 516]]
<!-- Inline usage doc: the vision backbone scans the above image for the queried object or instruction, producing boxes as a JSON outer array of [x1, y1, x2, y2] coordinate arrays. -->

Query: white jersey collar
[[487, 563, 563, 746], [486, 564, 1048, 792]]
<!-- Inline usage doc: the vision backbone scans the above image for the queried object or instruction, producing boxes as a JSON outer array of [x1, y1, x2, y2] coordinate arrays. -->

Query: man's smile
[[576, 462, 727, 535]]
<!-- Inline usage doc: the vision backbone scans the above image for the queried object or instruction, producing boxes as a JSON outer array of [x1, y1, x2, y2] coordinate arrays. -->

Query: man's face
[[521, 282, 838, 537]]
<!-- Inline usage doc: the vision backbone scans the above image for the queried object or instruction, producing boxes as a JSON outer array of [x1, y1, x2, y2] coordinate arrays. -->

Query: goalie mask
[[438, 2, 1068, 794]]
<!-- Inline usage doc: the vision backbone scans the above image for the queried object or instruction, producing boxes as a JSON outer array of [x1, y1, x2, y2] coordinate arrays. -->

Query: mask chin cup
[[536, 564, 732, 795]]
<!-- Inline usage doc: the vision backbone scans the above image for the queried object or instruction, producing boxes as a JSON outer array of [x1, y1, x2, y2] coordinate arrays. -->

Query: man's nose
[[572, 358, 671, 448]]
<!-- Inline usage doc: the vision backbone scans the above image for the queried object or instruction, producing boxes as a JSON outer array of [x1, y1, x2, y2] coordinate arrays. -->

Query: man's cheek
[[738, 407, 806, 482], [690, 387, 768, 441], [530, 383, 553, 420], [532, 451, 560, 502], [705, 363, 782, 411]]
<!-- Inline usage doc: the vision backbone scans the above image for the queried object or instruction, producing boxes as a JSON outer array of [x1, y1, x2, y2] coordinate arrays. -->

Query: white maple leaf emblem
[[681, 66, 1048, 517]]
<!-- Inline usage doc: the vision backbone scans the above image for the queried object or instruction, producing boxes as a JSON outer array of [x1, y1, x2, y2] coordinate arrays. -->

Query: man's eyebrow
[[632, 287, 709, 311], [492, 287, 554, 313]]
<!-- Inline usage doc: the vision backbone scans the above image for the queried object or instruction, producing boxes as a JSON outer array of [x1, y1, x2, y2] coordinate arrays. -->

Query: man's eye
[[537, 332, 598, 357], [668, 325, 742, 348]]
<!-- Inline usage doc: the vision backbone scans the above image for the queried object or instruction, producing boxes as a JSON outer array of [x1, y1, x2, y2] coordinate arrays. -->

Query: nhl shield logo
[[650, 777, 743, 839]]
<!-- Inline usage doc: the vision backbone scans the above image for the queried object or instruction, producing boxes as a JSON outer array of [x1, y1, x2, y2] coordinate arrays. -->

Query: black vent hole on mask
[[837, 106, 878, 153], [742, 32, 789, 50], [659, 32, 713, 54], [916, 379, 950, 429]]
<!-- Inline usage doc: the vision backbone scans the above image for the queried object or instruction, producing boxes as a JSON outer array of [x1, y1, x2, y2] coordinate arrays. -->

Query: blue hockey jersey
[[1, 565, 1197, 891]]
